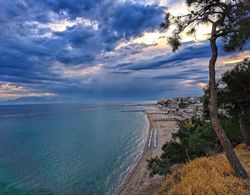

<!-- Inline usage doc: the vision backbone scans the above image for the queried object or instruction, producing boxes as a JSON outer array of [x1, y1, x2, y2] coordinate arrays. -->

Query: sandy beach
[[117, 110, 177, 195]]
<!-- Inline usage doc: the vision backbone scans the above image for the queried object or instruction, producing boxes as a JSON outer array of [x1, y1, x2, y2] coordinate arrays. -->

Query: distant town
[[156, 96, 203, 120]]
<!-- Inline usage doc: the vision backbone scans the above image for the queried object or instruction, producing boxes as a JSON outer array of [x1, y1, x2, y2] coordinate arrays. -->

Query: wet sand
[[117, 112, 177, 195]]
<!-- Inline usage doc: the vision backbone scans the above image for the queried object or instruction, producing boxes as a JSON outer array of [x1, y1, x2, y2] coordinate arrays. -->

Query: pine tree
[[161, 0, 250, 178]]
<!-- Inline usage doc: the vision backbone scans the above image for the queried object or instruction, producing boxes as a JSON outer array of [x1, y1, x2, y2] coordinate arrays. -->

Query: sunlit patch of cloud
[[51, 62, 103, 79], [219, 51, 250, 65], [131, 31, 166, 46], [48, 18, 99, 31], [24, 17, 99, 38], [179, 79, 196, 87], [0, 82, 56, 100], [197, 82, 207, 89], [0, 83, 26, 91]]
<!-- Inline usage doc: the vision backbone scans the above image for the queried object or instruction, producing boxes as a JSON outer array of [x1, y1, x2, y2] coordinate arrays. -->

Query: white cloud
[[47, 17, 99, 32], [25, 17, 99, 38], [180, 79, 196, 87], [219, 51, 250, 65], [0, 82, 56, 100], [51, 62, 103, 79]]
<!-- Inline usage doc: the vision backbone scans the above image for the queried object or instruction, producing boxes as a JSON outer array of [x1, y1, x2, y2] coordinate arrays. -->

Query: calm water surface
[[0, 104, 148, 194]]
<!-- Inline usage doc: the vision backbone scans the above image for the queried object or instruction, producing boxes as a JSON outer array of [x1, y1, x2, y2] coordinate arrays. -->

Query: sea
[[0, 104, 149, 195]]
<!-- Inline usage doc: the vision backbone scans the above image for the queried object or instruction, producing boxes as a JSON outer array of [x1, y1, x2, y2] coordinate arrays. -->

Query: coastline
[[116, 109, 177, 195], [115, 113, 151, 195]]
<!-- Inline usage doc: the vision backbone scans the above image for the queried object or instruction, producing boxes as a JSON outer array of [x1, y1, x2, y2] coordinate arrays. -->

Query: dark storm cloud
[[0, 0, 168, 102], [1, 0, 246, 102], [44, 0, 104, 19], [117, 42, 212, 71], [0, 0, 165, 64], [106, 2, 164, 38]]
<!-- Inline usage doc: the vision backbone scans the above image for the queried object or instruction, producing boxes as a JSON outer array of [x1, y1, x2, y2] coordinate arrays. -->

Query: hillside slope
[[154, 144, 250, 195]]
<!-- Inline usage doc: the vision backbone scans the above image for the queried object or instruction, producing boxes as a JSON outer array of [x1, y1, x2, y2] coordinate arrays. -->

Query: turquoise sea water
[[0, 104, 148, 194]]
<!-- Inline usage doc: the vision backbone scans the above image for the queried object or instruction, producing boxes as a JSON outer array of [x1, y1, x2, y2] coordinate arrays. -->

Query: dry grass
[[154, 144, 250, 195]]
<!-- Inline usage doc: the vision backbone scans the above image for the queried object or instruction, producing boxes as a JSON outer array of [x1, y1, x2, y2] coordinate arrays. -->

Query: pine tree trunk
[[239, 103, 250, 145], [209, 24, 248, 179]]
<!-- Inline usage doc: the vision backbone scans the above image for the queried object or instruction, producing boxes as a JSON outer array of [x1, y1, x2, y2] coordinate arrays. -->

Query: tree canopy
[[222, 58, 250, 105], [161, 0, 250, 52]]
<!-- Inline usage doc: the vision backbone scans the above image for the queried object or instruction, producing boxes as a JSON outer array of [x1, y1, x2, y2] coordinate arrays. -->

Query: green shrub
[[148, 116, 242, 176]]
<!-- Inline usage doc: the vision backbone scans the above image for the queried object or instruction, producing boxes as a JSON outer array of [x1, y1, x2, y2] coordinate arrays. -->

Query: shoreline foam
[[115, 113, 151, 195], [117, 110, 177, 195]]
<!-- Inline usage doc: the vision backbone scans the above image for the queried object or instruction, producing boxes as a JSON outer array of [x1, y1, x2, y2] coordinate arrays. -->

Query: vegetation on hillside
[[221, 58, 250, 144], [148, 60, 250, 178], [147, 116, 243, 176], [154, 144, 250, 195], [203, 58, 250, 145]]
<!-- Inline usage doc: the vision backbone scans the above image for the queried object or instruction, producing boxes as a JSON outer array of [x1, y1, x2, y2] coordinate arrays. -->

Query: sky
[[0, 0, 249, 103]]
